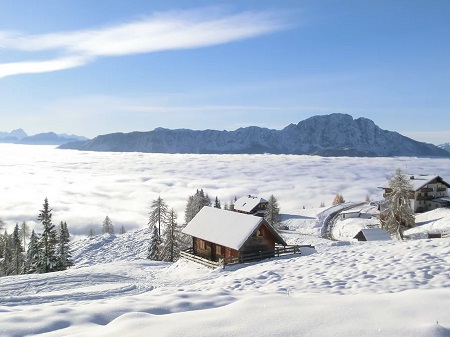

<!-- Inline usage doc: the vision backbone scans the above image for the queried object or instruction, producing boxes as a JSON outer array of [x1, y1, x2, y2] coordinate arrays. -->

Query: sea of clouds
[[2, 144, 450, 237]]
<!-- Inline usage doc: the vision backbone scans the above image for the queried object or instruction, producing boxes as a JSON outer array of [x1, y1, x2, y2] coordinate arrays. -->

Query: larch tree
[[381, 169, 415, 240], [332, 194, 345, 205], [102, 216, 114, 234], [148, 196, 169, 236], [37, 198, 58, 273], [19, 221, 30, 251], [264, 194, 281, 226], [160, 209, 181, 262]]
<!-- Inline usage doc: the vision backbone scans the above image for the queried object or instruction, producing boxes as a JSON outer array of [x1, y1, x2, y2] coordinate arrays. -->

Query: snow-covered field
[[2, 144, 450, 336], [1, 228, 450, 336]]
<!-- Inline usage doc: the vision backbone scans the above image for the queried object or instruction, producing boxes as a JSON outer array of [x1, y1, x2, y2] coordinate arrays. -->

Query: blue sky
[[0, 1, 449, 144]]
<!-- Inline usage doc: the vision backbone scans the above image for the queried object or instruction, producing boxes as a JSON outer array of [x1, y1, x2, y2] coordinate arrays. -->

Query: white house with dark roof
[[182, 206, 287, 264], [379, 174, 450, 213], [233, 195, 268, 216]]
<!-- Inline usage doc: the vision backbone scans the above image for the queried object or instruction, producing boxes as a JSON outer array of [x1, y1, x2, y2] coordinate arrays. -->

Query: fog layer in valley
[[2, 144, 450, 236]]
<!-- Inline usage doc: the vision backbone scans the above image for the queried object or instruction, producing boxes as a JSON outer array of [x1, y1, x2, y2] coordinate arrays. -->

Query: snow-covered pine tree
[[102, 216, 114, 234], [148, 196, 169, 236], [160, 209, 181, 262], [119, 225, 126, 234], [25, 230, 40, 274], [12, 223, 24, 275], [36, 198, 59, 273], [57, 221, 73, 271], [264, 194, 281, 226], [87, 228, 95, 237], [19, 221, 30, 251], [381, 169, 415, 240], [1, 231, 13, 276], [147, 225, 161, 260], [184, 189, 212, 223]]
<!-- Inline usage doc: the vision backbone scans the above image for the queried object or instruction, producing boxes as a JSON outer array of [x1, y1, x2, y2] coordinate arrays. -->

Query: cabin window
[[199, 240, 205, 250], [216, 246, 221, 255]]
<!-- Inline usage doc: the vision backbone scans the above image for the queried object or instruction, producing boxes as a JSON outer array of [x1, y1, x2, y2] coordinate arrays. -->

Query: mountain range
[[58, 114, 450, 157], [0, 129, 88, 145]]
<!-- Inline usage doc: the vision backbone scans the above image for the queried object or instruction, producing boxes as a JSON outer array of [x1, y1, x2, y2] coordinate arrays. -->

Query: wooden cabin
[[182, 206, 287, 263]]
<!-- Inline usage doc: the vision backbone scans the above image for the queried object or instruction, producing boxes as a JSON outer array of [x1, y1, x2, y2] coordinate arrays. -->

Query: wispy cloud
[[0, 8, 288, 78]]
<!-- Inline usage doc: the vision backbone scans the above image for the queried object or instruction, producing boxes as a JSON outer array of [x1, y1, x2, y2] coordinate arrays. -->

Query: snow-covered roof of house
[[234, 195, 267, 213], [182, 206, 286, 250], [354, 228, 392, 241], [379, 174, 450, 191], [341, 209, 362, 215]]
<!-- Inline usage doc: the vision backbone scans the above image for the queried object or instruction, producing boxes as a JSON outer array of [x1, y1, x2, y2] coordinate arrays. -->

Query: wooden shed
[[182, 206, 287, 264], [353, 228, 392, 242]]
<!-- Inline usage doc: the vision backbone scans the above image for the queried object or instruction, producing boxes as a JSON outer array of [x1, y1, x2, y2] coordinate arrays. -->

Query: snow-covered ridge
[[59, 113, 450, 157]]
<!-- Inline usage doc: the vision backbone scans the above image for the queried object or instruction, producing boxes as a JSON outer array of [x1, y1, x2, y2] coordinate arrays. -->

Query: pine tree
[[148, 196, 169, 236], [147, 225, 161, 260], [19, 221, 30, 251], [332, 194, 345, 205], [184, 189, 212, 223], [264, 194, 281, 226], [25, 230, 40, 274], [87, 228, 95, 237], [160, 209, 181, 262], [102, 216, 114, 234], [2, 232, 13, 276], [36, 198, 58, 273], [57, 221, 73, 271], [320, 201, 325, 208], [119, 225, 126, 234], [381, 169, 415, 240], [214, 196, 221, 209], [12, 223, 24, 275]]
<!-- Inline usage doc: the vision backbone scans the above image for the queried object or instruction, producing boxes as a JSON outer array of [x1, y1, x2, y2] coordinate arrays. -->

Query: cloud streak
[[0, 8, 287, 78]]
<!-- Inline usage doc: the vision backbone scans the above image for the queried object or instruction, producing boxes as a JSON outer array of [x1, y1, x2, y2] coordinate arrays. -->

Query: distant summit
[[59, 113, 450, 158], [438, 143, 450, 154], [0, 129, 88, 145], [0, 128, 27, 142]]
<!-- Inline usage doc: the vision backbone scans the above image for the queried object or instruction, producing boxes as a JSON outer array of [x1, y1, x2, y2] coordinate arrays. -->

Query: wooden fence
[[180, 244, 314, 269]]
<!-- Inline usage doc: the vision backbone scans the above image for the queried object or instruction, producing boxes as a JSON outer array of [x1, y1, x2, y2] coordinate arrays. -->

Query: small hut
[[353, 228, 392, 242]]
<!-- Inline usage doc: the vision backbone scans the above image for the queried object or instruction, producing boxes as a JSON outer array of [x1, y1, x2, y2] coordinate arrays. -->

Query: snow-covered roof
[[379, 174, 450, 191], [354, 228, 392, 241], [234, 195, 267, 213], [341, 209, 361, 215], [182, 207, 286, 250]]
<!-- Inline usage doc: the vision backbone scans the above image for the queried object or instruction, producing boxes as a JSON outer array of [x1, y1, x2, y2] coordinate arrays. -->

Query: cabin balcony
[[421, 188, 434, 192], [437, 187, 447, 192], [180, 245, 314, 269], [416, 195, 434, 201]]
